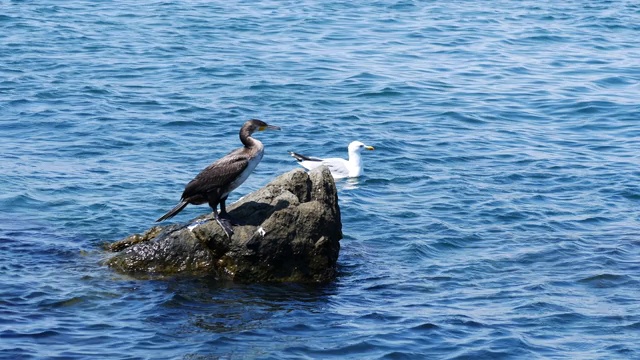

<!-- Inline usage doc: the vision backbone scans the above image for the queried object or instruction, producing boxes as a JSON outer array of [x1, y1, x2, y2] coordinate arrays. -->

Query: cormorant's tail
[[289, 151, 322, 162], [156, 200, 188, 222]]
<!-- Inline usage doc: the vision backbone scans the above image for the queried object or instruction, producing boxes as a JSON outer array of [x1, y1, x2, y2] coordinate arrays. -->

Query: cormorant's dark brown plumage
[[156, 119, 280, 237]]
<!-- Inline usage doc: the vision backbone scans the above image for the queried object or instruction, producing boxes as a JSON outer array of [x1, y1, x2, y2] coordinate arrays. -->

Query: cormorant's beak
[[365, 145, 374, 150], [260, 125, 281, 131]]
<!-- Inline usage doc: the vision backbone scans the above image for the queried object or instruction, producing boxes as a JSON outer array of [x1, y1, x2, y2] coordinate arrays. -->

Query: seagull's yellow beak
[[365, 145, 375, 151]]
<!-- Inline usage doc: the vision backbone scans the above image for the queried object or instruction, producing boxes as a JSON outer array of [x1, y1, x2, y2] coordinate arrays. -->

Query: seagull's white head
[[348, 141, 375, 154]]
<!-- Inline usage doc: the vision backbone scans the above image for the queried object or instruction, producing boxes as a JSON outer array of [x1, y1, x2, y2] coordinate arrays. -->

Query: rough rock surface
[[105, 167, 342, 283]]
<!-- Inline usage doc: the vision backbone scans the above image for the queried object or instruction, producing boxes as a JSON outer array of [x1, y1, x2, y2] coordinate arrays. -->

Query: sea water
[[1, 1, 639, 358]]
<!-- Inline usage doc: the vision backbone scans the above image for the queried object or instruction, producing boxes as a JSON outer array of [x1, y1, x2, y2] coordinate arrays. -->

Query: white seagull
[[289, 141, 374, 179]]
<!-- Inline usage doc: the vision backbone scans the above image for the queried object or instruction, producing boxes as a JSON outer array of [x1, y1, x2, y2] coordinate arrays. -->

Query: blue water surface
[[2, 1, 640, 359]]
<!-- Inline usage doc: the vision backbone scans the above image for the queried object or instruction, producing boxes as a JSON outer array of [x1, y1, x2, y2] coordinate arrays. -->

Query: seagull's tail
[[156, 200, 188, 222], [289, 151, 321, 162]]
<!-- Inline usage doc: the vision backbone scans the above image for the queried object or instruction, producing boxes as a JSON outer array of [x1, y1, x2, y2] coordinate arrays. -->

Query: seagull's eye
[[359, 144, 364, 148]]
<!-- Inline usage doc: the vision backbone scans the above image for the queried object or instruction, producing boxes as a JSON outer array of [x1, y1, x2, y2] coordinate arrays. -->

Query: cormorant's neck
[[240, 127, 257, 148]]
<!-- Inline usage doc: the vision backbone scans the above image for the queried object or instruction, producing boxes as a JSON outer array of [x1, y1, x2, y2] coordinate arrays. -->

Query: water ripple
[[2, 0, 640, 359]]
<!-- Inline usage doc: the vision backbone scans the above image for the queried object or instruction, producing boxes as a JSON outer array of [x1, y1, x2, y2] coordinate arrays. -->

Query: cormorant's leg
[[218, 197, 239, 225], [209, 199, 234, 238], [219, 197, 228, 217]]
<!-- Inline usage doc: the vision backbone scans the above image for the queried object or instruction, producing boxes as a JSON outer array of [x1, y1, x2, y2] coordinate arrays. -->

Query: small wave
[[568, 215, 614, 226], [355, 87, 403, 97], [623, 322, 640, 330], [0, 194, 46, 208], [513, 301, 572, 313], [410, 322, 440, 331], [123, 99, 162, 106], [402, 241, 437, 261], [81, 85, 113, 96], [8, 98, 31, 107], [347, 72, 390, 80], [620, 189, 640, 201], [249, 81, 313, 91], [438, 111, 488, 125], [358, 312, 404, 322], [578, 273, 631, 288], [449, 349, 517, 360], [379, 350, 424, 359], [594, 76, 635, 87], [1, 329, 61, 339], [38, 296, 85, 309], [506, 34, 570, 45], [162, 120, 208, 127], [553, 100, 619, 118]]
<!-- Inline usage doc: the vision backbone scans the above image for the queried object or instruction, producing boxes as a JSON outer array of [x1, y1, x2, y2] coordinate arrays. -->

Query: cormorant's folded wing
[[182, 152, 249, 198]]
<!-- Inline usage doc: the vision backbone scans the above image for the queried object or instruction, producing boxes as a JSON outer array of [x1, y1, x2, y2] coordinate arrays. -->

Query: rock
[[105, 166, 342, 283]]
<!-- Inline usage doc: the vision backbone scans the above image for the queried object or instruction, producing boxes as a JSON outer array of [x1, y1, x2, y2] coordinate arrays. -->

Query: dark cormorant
[[156, 119, 281, 237]]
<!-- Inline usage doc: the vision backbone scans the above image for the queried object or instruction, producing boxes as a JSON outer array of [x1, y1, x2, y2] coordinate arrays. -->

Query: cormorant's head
[[348, 140, 374, 154], [244, 119, 281, 134]]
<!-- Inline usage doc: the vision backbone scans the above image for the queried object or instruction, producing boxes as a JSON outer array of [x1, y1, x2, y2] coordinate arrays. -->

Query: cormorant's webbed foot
[[215, 217, 235, 238]]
